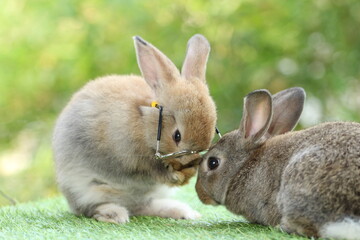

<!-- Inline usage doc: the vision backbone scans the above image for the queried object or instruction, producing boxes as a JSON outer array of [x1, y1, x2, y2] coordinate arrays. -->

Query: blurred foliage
[[0, 0, 359, 206]]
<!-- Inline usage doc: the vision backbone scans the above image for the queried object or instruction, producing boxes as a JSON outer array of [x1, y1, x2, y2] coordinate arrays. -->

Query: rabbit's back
[[278, 122, 360, 233], [53, 75, 155, 179]]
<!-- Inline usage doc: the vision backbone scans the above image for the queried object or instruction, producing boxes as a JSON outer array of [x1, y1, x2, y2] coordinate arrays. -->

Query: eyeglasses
[[152, 102, 221, 160]]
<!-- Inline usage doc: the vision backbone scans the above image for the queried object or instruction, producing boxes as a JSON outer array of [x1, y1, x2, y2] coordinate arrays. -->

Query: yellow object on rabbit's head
[[151, 101, 159, 108]]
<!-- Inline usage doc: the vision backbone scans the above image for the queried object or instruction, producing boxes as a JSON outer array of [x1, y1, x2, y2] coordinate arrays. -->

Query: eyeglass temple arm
[[156, 106, 163, 154], [215, 126, 222, 138], [156, 106, 163, 141]]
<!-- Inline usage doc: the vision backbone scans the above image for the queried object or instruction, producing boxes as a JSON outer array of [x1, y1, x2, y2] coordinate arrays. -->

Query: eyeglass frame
[[153, 103, 221, 160]]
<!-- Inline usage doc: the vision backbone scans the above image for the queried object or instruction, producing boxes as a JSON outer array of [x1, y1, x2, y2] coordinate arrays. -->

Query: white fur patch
[[135, 198, 201, 219], [320, 218, 360, 240], [93, 203, 129, 224]]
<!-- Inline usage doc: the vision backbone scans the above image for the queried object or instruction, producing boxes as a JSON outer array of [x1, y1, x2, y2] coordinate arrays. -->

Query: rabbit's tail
[[319, 217, 360, 240]]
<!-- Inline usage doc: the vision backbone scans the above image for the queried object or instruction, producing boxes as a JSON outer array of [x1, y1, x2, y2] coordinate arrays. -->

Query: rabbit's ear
[[240, 90, 273, 143], [134, 36, 180, 92], [268, 87, 305, 136], [181, 34, 210, 82]]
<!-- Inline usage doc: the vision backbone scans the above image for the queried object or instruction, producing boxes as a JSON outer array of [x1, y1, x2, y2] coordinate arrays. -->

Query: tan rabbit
[[53, 34, 217, 224], [196, 87, 360, 239]]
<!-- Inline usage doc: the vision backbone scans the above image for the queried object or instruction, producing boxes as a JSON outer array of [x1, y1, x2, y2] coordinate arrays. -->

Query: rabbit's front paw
[[168, 166, 197, 186], [179, 166, 197, 185], [169, 170, 186, 185], [93, 203, 129, 224], [146, 199, 201, 220], [163, 206, 201, 220]]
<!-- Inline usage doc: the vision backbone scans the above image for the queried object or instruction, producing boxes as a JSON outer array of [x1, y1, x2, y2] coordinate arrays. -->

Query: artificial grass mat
[[0, 180, 316, 240]]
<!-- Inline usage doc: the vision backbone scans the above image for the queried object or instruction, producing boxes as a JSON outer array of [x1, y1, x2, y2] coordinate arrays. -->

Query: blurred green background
[[1, 0, 359, 206]]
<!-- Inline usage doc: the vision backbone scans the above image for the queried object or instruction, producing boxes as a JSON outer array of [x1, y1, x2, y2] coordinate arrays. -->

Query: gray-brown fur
[[196, 87, 360, 239]]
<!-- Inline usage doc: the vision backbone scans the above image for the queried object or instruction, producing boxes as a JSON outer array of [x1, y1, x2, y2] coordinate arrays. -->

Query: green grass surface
[[0, 181, 313, 240]]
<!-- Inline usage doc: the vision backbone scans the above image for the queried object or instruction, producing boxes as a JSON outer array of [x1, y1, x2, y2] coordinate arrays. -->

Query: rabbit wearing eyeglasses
[[196, 87, 360, 239], [53, 34, 217, 223]]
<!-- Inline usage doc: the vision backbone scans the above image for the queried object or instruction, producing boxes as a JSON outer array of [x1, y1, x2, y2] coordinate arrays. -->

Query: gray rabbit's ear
[[134, 36, 180, 93], [181, 34, 210, 83], [268, 87, 305, 136], [239, 90, 273, 144]]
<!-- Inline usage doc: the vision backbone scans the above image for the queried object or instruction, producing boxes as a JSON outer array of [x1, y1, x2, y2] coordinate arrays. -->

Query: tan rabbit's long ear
[[181, 34, 210, 82], [134, 36, 180, 92], [267, 87, 305, 136], [239, 90, 273, 144]]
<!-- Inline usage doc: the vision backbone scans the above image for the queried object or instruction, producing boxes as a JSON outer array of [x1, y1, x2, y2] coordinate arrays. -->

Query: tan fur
[[53, 35, 216, 223], [196, 88, 360, 239]]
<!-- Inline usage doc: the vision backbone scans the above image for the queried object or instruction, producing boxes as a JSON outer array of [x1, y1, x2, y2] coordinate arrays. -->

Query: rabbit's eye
[[173, 129, 181, 143], [208, 157, 219, 170]]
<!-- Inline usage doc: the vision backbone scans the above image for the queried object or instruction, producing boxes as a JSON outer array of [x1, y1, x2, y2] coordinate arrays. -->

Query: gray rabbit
[[196, 87, 360, 239]]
